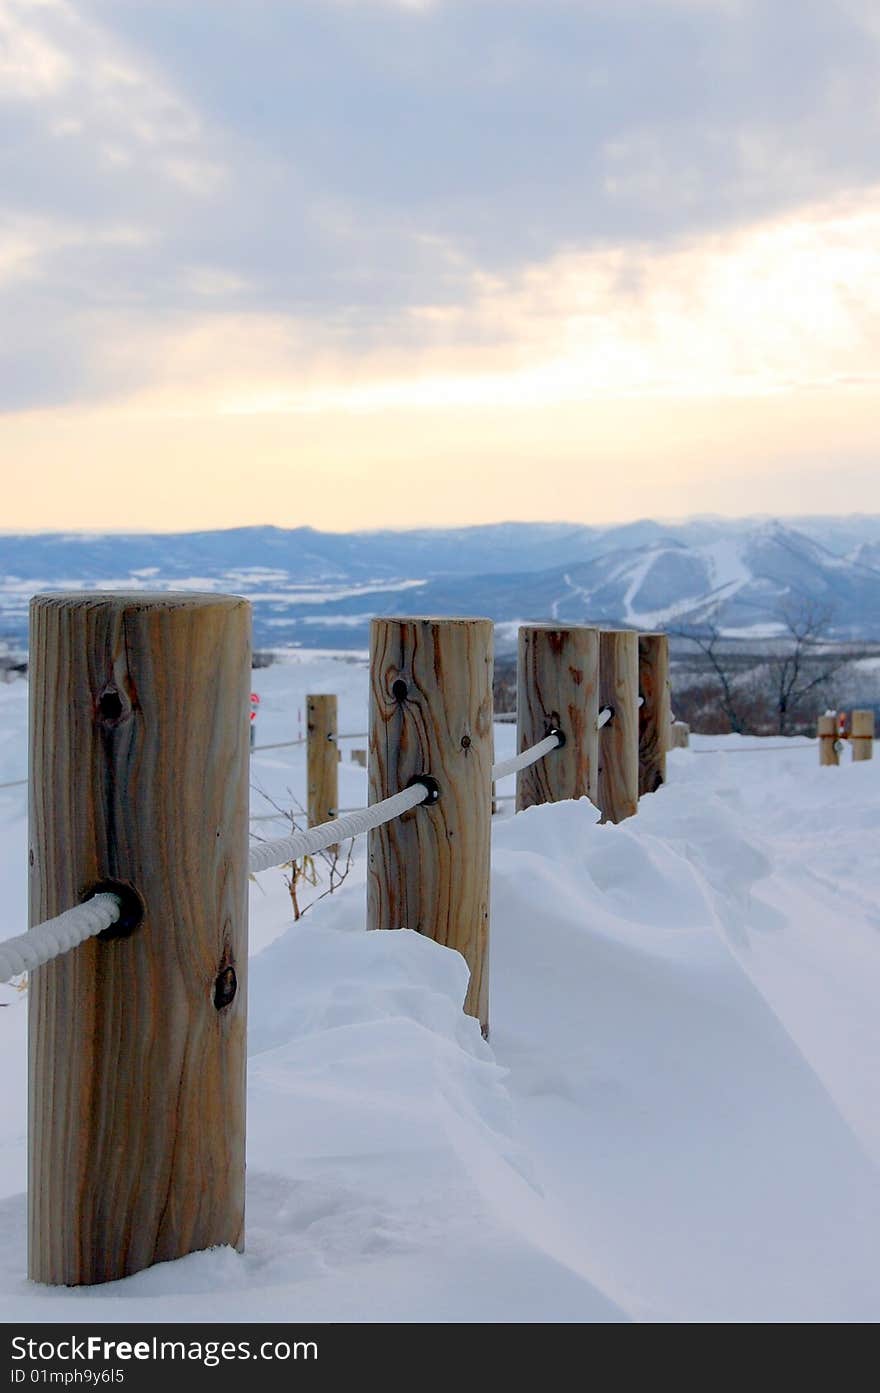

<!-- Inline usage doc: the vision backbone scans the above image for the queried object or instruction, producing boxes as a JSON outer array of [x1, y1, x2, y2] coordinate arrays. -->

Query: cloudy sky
[[1, 0, 879, 532]]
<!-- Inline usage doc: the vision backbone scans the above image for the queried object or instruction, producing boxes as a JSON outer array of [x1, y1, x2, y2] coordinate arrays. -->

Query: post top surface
[[371, 615, 493, 627], [519, 622, 600, 633], [30, 591, 248, 611]]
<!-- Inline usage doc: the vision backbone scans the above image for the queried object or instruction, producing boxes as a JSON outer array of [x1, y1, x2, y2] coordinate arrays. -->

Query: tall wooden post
[[28, 592, 250, 1286], [367, 617, 493, 1034], [516, 624, 599, 812], [670, 720, 690, 749], [850, 709, 874, 762], [638, 632, 671, 796], [818, 713, 839, 766], [597, 629, 639, 824], [307, 694, 339, 843]]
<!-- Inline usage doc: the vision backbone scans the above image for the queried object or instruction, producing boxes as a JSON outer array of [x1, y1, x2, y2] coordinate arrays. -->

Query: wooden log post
[[597, 629, 639, 824], [367, 617, 493, 1034], [670, 720, 690, 749], [818, 713, 840, 766], [307, 694, 339, 848], [28, 592, 250, 1286], [351, 748, 367, 767], [638, 632, 671, 796], [850, 709, 874, 762], [515, 624, 599, 812]]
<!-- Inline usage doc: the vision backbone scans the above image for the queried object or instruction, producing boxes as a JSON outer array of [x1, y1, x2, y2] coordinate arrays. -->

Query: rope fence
[[0, 892, 120, 983], [4, 595, 872, 1288], [247, 781, 431, 876], [491, 730, 563, 782], [1, 726, 567, 982]]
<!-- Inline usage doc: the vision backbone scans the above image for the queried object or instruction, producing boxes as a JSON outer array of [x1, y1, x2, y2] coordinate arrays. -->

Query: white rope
[[690, 744, 814, 755], [2, 732, 565, 970], [251, 737, 306, 752], [0, 893, 120, 984], [252, 730, 368, 754], [247, 782, 428, 875], [491, 731, 561, 782], [597, 706, 612, 730]]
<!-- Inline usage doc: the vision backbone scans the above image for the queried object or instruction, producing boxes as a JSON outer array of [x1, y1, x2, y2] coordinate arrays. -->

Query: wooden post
[[597, 629, 639, 824], [818, 713, 839, 766], [638, 633, 671, 796], [28, 592, 250, 1286], [850, 709, 874, 762], [670, 720, 690, 749], [515, 624, 599, 812], [351, 748, 367, 767], [367, 617, 493, 1034], [307, 693, 338, 834]]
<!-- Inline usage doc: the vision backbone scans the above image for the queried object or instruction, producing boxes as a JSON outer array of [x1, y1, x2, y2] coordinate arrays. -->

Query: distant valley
[[2, 515, 880, 654]]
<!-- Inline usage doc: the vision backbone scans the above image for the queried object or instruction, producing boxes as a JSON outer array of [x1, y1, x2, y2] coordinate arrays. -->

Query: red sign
[[250, 692, 260, 723]]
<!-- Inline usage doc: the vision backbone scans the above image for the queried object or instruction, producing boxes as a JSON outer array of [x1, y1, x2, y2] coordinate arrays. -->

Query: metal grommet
[[407, 774, 440, 805], [87, 879, 146, 941]]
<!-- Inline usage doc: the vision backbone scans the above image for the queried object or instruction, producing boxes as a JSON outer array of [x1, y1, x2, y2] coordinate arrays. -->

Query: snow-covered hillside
[[1, 655, 879, 1322], [2, 516, 880, 652]]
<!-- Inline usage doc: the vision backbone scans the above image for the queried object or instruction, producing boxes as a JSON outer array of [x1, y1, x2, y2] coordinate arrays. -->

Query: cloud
[[1, 0, 879, 413]]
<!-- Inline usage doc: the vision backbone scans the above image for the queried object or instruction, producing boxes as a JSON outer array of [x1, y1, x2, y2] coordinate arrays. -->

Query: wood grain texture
[[367, 617, 493, 1033], [28, 592, 250, 1285], [817, 714, 839, 765], [307, 694, 339, 851], [638, 633, 671, 797], [516, 625, 599, 813], [597, 629, 639, 825], [850, 709, 874, 762]]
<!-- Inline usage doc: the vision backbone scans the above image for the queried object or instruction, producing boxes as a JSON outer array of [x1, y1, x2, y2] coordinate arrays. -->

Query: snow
[[699, 536, 752, 592], [0, 660, 879, 1321]]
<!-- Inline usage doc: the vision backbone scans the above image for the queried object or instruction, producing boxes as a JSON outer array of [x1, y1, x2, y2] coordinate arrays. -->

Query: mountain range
[[1, 515, 879, 653]]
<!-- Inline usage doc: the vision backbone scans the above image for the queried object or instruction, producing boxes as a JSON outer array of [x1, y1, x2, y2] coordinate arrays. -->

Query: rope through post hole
[[247, 782, 430, 875], [2, 733, 566, 976], [491, 730, 562, 783], [252, 731, 565, 870], [0, 892, 120, 984]]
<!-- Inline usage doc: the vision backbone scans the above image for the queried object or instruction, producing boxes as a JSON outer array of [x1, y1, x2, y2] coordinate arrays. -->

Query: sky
[[1, 0, 879, 533]]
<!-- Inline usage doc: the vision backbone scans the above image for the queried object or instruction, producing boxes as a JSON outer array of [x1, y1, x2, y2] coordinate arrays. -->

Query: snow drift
[[0, 661, 879, 1322]]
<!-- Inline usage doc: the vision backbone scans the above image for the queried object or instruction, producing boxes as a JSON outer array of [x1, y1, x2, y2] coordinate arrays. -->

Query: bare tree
[[672, 623, 746, 733], [767, 601, 850, 735], [249, 785, 355, 920], [674, 602, 854, 736]]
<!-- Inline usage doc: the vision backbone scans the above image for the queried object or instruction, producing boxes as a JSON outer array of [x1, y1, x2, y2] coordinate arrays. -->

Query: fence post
[[515, 624, 599, 812], [638, 632, 671, 796], [597, 629, 639, 824], [307, 694, 339, 850], [670, 720, 690, 749], [850, 709, 874, 762], [367, 616, 493, 1035], [817, 713, 839, 766], [28, 592, 250, 1285]]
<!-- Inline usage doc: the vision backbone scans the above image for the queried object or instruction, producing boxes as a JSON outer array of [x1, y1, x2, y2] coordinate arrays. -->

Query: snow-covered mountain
[[1, 516, 879, 652]]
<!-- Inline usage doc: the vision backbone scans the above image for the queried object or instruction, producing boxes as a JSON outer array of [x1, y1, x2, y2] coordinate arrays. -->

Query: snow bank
[[1, 659, 879, 1321]]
